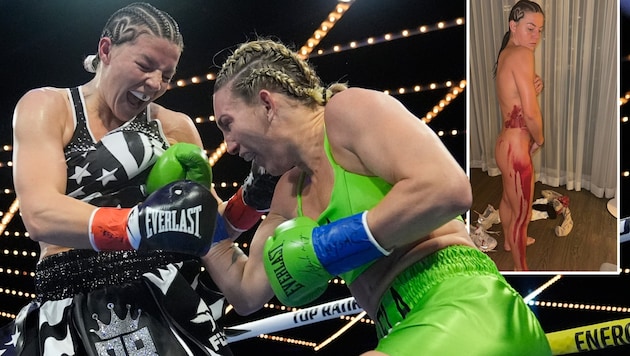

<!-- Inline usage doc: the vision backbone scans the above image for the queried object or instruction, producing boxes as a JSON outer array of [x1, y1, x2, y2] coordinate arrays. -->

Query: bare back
[[495, 44, 543, 144]]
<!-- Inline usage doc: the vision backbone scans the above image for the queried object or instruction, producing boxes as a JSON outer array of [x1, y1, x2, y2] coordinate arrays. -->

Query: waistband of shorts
[[375, 245, 503, 337], [35, 249, 195, 302]]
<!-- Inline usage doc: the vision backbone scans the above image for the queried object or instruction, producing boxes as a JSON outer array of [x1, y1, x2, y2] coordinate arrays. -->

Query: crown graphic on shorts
[[90, 302, 141, 340]]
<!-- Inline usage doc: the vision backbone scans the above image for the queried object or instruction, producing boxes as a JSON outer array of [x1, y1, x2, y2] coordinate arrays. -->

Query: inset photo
[[469, 0, 618, 273]]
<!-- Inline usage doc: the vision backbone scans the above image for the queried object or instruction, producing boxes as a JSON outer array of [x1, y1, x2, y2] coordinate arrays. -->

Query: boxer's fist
[[147, 143, 212, 193], [90, 180, 217, 256], [263, 217, 332, 306], [223, 162, 280, 231], [241, 162, 280, 212], [263, 212, 390, 306]]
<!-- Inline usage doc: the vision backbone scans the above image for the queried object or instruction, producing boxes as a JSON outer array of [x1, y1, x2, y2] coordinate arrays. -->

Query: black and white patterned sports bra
[[64, 86, 169, 208]]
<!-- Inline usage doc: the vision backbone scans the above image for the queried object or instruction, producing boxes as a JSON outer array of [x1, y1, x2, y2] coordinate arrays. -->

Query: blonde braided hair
[[215, 39, 347, 107]]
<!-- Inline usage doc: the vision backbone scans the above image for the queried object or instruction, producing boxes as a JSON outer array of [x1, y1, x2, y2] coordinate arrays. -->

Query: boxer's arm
[[13, 88, 97, 248], [14, 91, 208, 250], [201, 210, 280, 315], [324, 88, 471, 251], [201, 171, 291, 315]]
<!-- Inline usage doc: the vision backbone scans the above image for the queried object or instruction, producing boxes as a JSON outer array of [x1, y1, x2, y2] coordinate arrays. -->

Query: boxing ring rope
[[224, 297, 362, 343], [224, 294, 630, 354]]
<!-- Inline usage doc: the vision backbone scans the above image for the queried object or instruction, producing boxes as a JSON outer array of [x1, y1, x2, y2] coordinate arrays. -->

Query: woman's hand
[[534, 75, 544, 95], [530, 141, 541, 155]]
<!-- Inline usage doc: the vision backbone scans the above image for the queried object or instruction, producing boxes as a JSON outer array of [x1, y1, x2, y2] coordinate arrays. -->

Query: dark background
[[0, 1, 628, 355]]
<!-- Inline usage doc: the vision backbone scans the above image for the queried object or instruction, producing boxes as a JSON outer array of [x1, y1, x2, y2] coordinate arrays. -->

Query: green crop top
[[296, 133, 392, 284]]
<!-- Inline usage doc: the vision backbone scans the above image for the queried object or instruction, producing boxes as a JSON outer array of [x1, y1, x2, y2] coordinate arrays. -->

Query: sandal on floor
[[475, 204, 500, 230], [541, 190, 563, 201]]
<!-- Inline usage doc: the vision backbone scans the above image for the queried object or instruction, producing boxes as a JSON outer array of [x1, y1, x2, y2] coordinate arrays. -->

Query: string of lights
[[0, 288, 36, 301], [296, 1, 355, 59], [0, 267, 35, 278], [530, 300, 630, 313], [1, 231, 29, 238], [165, 20, 463, 91], [308, 18, 465, 59], [421, 80, 466, 124], [523, 274, 562, 303]]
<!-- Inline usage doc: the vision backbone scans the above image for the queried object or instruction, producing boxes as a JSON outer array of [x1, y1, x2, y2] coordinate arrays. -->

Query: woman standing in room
[[494, 0, 545, 271]]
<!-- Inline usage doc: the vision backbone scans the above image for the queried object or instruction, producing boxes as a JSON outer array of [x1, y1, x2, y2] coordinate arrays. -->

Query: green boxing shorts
[[374, 245, 551, 356]]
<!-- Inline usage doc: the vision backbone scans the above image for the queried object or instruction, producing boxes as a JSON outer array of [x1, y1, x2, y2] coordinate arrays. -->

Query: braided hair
[[84, 2, 183, 73], [492, 0, 544, 77], [214, 39, 347, 108]]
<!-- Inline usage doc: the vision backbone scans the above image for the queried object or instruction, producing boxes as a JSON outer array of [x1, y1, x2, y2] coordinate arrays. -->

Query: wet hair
[[83, 2, 183, 73], [214, 38, 347, 108], [492, 0, 544, 77]]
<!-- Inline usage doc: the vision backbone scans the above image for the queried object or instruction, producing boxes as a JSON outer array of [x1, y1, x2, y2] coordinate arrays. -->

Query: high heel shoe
[[476, 204, 500, 230]]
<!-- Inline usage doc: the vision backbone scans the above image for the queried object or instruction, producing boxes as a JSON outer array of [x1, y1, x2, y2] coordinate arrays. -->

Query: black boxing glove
[[242, 163, 280, 211], [89, 180, 217, 256], [223, 163, 280, 231]]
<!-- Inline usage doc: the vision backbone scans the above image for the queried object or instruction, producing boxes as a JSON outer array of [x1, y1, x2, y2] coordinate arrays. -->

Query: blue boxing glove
[[262, 212, 390, 306]]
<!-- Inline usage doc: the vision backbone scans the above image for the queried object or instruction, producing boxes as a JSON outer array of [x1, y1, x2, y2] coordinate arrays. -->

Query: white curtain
[[469, 0, 618, 198]]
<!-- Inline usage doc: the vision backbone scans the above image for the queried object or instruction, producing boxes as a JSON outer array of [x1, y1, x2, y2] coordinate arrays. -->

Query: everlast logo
[[267, 243, 305, 297], [145, 206, 202, 238]]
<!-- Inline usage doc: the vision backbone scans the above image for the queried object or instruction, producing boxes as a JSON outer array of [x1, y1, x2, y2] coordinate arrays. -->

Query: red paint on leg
[[511, 157, 533, 271]]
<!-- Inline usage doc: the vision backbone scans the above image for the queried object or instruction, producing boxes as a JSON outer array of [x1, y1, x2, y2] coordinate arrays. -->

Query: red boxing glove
[[223, 187, 264, 231]]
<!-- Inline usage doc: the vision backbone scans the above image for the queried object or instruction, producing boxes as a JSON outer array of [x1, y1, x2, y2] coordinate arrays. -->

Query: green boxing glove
[[146, 143, 212, 194], [263, 217, 332, 307], [263, 212, 390, 307]]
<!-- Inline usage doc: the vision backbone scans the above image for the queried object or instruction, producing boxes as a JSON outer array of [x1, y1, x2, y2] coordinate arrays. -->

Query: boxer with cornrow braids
[[206, 37, 552, 355], [84, 2, 183, 74], [215, 39, 337, 109], [2, 3, 236, 355]]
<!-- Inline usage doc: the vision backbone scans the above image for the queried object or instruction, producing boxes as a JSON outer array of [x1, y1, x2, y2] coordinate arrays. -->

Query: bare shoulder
[[17, 87, 67, 110], [149, 102, 201, 145], [150, 102, 190, 123], [501, 46, 534, 68], [326, 87, 389, 111], [325, 87, 395, 127], [14, 87, 70, 129]]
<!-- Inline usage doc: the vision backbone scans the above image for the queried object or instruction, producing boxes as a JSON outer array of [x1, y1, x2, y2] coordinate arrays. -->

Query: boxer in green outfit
[[207, 38, 552, 355]]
